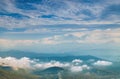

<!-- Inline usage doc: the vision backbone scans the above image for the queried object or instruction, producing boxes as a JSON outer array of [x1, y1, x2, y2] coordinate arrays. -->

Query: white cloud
[[70, 64, 90, 72], [34, 60, 70, 69], [84, 28, 120, 43], [93, 60, 112, 66], [0, 56, 113, 72], [70, 66, 83, 72], [0, 57, 35, 70], [72, 59, 83, 65], [65, 28, 120, 44], [0, 0, 119, 28], [0, 56, 90, 72], [31, 59, 90, 72]]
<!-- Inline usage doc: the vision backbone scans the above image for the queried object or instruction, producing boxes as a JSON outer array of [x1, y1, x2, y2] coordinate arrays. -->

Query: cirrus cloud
[[0, 0, 120, 29]]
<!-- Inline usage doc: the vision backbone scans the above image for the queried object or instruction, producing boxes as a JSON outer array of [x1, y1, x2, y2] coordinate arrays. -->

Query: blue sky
[[0, 0, 120, 58]]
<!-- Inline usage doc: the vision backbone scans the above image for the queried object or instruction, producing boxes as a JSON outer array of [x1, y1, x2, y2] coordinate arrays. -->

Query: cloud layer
[[0, 57, 112, 72], [0, 28, 120, 50], [0, 0, 120, 29], [0, 57, 34, 70]]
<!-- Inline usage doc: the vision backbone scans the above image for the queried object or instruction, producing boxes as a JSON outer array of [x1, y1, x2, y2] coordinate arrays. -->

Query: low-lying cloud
[[0, 57, 34, 70], [0, 57, 112, 72], [93, 60, 112, 66], [70, 65, 90, 72], [34, 60, 70, 69]]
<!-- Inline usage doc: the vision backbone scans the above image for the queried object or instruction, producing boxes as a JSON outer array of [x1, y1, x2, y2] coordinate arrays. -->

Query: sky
[[0, 0, 120, 58]]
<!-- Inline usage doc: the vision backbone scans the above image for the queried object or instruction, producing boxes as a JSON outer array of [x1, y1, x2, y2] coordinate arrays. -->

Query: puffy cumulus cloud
[[70, 66, 83, 72], [93, 60, 112, 66], [70, 65, 90, 72], [0, 57, 35, 70], [34, 60, 70, 69], [72, 59, 83, 65], [0, 57, 69, 70], [0, 57, 90, 72], [0, 56, 113, 72], [72, 59, 83, 63], [32, 60, 90, 72]]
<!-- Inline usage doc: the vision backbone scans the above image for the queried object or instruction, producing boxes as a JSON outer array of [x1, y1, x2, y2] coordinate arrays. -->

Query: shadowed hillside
[[0, 68, 40, 79]]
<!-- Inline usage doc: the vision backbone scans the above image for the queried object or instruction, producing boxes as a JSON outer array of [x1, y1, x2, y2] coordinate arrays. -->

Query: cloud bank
[[0, 57, 112, 72], [0, 57, 34, 70]]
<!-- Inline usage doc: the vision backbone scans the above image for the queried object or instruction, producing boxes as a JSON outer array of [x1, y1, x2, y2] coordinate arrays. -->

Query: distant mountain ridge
[[0, 50, 102, 62], [0, 50, 72, 58]]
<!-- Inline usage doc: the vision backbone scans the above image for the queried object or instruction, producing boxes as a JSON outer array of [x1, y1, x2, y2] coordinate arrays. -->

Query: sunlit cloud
[[0, 57, 91, 72], [0, 57, 34, 70], [93, 60, 112, 66]]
